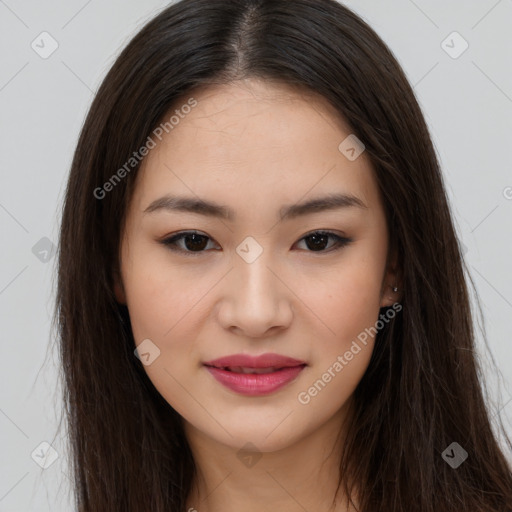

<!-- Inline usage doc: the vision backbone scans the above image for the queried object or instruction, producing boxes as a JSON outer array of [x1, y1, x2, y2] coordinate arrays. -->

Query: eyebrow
[[143, 192, 367, 221]]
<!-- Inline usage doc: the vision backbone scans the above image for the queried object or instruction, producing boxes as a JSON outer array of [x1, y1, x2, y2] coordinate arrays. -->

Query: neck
[[183, 404, 359, 512]]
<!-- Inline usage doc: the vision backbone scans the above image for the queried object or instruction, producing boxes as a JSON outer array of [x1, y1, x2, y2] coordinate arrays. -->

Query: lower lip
[[204, 365, 306, 396]]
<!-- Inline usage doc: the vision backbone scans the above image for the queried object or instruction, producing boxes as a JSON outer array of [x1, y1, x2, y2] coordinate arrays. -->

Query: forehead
[[130, 79, 380, 219]]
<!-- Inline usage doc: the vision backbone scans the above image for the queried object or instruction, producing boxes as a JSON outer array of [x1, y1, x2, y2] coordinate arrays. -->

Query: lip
[[203, 353, 306, 369], [203, 353, 307, 396]]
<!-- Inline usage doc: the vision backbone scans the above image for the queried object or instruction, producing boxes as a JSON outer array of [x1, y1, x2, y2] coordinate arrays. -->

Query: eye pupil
[[305, 233, 329, 251], [184, 233, 208, 251]]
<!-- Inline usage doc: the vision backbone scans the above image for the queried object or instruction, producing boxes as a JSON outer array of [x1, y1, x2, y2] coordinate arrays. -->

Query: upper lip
[[203, 353, 307, 369]]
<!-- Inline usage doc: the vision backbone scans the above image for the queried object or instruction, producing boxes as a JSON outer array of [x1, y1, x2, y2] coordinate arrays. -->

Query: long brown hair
[[54, 0, 512, 510]]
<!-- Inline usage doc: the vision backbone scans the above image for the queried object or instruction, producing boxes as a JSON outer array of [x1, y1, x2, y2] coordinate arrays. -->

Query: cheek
[[122, 259, 205, 409], [121, 246, 218, 396], [294, 265, 382, 423], [300, 255, 384, 349], [123, 243, 209, 342]]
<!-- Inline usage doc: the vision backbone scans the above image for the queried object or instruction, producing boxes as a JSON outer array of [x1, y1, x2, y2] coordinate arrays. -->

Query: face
[[115, 78, 399, 453]]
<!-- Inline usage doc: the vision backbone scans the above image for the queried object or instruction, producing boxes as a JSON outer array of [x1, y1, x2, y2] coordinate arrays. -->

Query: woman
[[55, 0, 512, 510]]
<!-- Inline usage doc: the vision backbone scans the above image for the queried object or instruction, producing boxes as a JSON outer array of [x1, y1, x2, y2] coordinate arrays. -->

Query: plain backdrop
[[0, 0, 511, 510]]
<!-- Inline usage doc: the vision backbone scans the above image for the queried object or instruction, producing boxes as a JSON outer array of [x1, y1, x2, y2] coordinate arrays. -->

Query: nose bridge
[[217, 241, 292, 336], [234, 243, 280, 308]]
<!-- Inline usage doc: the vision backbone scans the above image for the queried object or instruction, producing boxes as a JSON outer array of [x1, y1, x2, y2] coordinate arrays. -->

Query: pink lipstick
[[203, 353, 307, 396]]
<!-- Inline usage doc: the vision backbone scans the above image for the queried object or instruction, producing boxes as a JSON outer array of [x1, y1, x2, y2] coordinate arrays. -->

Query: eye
[[294, 230, 352, 253], [160, 230, 352, 255], [160, 230, 219, 255]]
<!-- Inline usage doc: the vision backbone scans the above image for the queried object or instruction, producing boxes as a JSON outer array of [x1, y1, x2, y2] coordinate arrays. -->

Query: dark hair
[[54, 0, 512, 510]]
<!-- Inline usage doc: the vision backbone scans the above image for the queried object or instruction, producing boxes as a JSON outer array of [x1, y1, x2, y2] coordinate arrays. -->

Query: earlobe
[[380, 244, 403, 307], [380, 283, 402, 308], [380, 263, 403, 308]]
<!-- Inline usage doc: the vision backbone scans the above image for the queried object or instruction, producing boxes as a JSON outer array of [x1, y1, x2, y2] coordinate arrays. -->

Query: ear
[[113, 268, 126, 305], [380, 246, 402, 308]]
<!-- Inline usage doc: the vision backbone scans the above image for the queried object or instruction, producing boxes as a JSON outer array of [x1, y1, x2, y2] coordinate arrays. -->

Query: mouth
[[203, 360, 307, 396]]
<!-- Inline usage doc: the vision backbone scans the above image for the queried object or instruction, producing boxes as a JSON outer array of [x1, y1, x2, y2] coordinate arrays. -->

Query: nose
[[216, 250, 294, 338]]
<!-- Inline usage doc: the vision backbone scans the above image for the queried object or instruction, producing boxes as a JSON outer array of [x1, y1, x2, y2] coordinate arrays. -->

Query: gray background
[[1, 0, 511, 510]]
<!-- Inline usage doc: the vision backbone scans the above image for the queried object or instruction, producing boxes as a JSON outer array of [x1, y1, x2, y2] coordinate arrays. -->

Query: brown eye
[[161, 231, 218, 254], [160, 230, 352, 256], [295, 231, 352, 253]]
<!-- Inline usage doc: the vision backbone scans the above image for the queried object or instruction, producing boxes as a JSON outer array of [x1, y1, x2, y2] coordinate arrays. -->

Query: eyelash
[[159, 230, 353, 256]]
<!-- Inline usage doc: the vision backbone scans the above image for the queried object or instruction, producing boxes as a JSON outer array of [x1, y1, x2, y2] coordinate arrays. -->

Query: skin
[[114, 78, 402, 512]]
